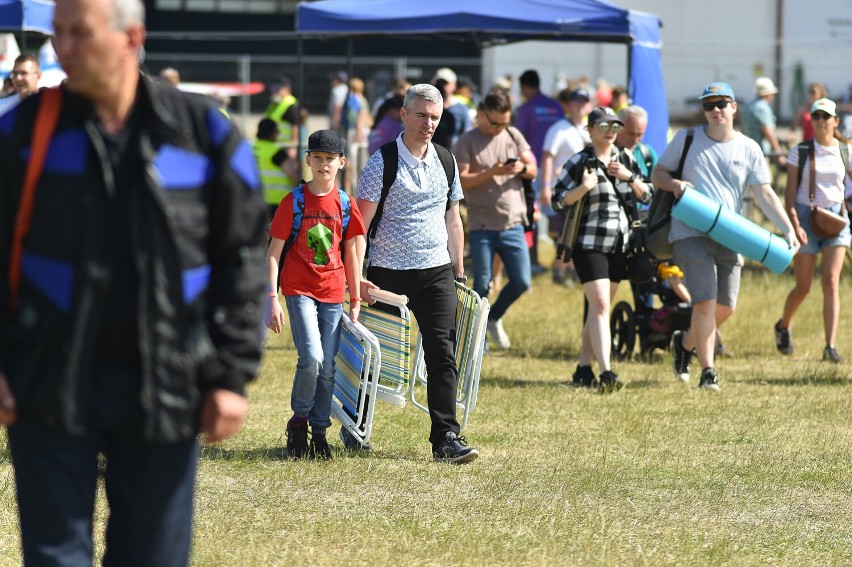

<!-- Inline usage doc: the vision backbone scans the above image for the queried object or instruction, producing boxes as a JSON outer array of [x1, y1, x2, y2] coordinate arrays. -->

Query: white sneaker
[[487, 318, 511, 349]]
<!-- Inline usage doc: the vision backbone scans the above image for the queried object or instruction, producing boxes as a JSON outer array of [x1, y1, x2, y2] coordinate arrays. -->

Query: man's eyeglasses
[[811, 111, 832, 121], [702, 100, 731, 112], [484, 112, 510, 129], [10, 71, 35, 78], [594, 122, 622, 134]]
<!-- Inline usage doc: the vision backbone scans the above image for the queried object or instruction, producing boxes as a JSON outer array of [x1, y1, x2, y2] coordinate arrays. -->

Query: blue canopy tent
[[0, 0, 54, 49], [296, 0, 668, 153]]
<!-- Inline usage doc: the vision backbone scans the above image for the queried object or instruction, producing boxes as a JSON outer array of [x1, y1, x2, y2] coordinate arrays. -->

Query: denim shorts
[[795, 202, 851, 255]]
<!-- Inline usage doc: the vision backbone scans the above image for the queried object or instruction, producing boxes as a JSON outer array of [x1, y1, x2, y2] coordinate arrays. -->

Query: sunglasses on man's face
[[595, 122, 622, 134], [811, 111, 833, 121], [702, 100, 731, 111]]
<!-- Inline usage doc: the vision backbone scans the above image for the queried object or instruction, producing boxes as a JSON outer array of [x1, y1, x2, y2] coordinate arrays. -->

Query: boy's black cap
[[307, 129, 345, 155]]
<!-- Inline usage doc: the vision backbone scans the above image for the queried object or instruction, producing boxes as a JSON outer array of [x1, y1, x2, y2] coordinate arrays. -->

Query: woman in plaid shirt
[[551, 107, 652, 392]]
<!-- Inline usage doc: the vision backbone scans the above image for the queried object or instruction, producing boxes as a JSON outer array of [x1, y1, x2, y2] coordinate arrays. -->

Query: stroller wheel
[[610, 301, 636, 361]]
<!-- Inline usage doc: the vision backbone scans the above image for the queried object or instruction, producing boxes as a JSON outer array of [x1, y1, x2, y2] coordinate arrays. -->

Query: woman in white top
[[775, 98, 852, 362]]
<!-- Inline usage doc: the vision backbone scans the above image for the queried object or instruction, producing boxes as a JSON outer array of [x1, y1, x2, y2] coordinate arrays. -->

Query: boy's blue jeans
[[285, 295, 343, 435]]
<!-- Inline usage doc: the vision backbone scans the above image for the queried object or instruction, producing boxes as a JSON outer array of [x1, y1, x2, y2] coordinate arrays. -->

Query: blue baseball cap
[[698, 82, 736, 101]]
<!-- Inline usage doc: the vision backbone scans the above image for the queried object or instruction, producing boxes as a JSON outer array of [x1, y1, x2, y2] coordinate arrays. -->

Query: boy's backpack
[[366, 141, 455, 244], [646, 128, 694, 259], [282, 184, 352, 259], [795, 139, 849, 189]]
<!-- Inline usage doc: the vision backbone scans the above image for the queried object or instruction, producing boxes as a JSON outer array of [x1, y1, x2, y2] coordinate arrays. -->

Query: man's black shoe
[[672, 330, 693, 382], [432, 432, 479, 464], [698, 367, 721, 392]]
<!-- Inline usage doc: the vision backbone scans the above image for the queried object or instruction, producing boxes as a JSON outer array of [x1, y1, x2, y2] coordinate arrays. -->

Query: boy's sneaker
[[432, 432, 479, 464], [598, 370, 624, 394], [286, 417, 309, 459], [339, 426, 372, 452], [671, 330, 693, 382], [774, 320, 793, 354], [698, 367, 720, 392], [571, 364, 598, 388], [822, 345, 843, 363], [487, 318, 511, 350], [309, 434, 333, 461]]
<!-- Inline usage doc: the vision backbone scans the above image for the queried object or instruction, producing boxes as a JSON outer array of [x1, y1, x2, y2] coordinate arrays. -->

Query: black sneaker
[[309, 434, 333, 461], [672, 330, 694, 382], [774, 320, 793, 355], [572, 364, 598, 388], [598, 370, 624, 394], [286, 418, 309, 459], [339, 426, 373, 452], [698, 367, 720, 392], [432, 432, 479, 464], [822, 345, 843, 363]]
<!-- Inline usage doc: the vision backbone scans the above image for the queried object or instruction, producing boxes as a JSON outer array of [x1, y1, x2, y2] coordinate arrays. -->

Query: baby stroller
[[610, 261, 692, 360]]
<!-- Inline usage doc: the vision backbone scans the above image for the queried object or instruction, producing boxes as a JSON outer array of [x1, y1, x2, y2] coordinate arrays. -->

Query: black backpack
[[367, 141, 456, 245]]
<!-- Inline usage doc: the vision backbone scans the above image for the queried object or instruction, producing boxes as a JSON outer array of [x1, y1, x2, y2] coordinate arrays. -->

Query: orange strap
[[7, 87, 63, 315]]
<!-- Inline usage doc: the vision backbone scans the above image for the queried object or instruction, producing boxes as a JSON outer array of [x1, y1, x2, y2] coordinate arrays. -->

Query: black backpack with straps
[[367, 141, 456, 244]]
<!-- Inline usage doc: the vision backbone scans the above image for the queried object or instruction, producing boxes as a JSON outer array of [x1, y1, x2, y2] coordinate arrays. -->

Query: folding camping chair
[[330, 313, 381, 448], [411, 282, 490, 430], [331, 289, 412, 448]]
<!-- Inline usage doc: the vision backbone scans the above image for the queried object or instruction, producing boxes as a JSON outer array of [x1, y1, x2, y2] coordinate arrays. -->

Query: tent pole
[[626, 43, 632, 100], [297, 35, 304, 159]]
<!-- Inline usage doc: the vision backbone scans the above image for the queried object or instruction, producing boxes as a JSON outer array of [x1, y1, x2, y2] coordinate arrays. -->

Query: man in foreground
[[0, 0, 268, 564], [357, 84, 478, 464]]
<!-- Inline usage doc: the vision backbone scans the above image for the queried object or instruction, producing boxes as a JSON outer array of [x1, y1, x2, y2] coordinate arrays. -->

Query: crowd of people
[[1, 1, 850, 562]]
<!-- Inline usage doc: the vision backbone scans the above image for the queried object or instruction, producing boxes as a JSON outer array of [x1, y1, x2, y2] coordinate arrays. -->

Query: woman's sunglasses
[[594, 122, 622, 134], [811, 111, 833, 121], [702, 100, 731, 111]]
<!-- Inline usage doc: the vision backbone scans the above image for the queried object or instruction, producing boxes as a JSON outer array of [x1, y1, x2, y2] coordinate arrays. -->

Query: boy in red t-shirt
[[265, 129, 367, 460]]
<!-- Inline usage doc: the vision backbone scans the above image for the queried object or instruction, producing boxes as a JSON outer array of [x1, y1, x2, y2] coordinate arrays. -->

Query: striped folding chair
[[332, 289, 412, 447], [411, 282, 490, 430], [358, 289, 412, 408], [330, 313, 381, 448]]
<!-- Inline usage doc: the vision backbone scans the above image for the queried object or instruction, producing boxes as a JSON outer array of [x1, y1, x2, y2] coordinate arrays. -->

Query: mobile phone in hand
[[504, 157, 519, 165]]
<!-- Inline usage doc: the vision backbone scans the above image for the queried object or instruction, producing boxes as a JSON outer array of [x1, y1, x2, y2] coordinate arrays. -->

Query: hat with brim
[[307, 129, 345, 155], [587, 106, 624, 126], [810, 98, 837, 117], [755, 77, 778, 97], [698, 82, 736, 101]]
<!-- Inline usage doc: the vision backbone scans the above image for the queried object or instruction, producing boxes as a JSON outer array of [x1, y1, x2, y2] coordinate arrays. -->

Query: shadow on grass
[[200, 445, 427, 463], [743, 372, 849, 387], [483, 374, 563, 389]]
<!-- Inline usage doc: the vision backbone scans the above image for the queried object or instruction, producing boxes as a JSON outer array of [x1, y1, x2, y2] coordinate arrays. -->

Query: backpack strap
[[432, 142, 457, 210], [796, 141, 810, 191], [282, 185, 305, 258], [673, 128, 694, 179], [7, 88, 63, 316], [370, 140, 455, 240], [337, 188, 351, 236]]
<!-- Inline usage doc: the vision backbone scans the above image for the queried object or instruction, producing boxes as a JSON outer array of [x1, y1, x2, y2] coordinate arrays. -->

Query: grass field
[[1, 252, 850, 566]]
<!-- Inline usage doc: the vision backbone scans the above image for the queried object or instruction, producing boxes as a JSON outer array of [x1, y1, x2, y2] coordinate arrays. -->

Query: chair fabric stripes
[[412, 282, 490, 430]]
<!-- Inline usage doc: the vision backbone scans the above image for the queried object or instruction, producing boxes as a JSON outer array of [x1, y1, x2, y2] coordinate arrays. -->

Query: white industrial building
[[485, 0, 852, 121]]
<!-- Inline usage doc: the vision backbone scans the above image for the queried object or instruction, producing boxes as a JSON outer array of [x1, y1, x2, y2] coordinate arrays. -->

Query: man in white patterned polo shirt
[[356, 83, 478, 464]]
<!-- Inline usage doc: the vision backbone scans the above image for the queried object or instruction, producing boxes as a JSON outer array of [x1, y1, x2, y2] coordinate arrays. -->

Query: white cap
[[432, 67, 457, 84], [811, 98, 837, 117]]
